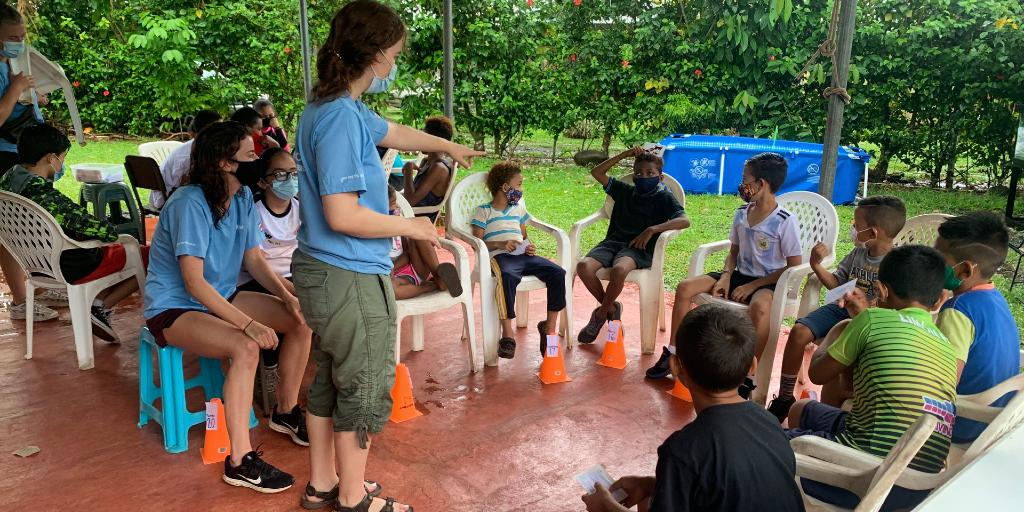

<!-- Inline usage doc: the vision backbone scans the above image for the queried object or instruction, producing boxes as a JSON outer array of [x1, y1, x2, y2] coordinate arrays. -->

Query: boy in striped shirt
[[788, 245, 957, 511], [472, 161, 566, 359]]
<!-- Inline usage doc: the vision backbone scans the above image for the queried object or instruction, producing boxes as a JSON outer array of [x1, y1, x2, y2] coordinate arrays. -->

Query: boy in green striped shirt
[[786, 245, 957, 511]]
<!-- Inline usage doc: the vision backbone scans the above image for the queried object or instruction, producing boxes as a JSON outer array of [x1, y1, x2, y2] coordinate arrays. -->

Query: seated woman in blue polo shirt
[[142, 121, 312, 494]]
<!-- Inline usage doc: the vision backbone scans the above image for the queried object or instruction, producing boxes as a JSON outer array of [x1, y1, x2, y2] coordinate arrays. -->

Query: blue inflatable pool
[[657, 134, 871, 205]]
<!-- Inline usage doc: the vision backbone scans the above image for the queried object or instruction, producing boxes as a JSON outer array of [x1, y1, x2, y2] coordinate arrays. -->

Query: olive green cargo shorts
[[292, 250, 397, 440]]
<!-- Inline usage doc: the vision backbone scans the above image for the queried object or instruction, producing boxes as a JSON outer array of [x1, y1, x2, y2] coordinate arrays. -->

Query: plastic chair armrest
[[651, 229, 684, 272], [448, 226, 489, 267], [437, 237, 472, 291], [795, 454, 873, 491], [686, 239, 732, 279], [958, 374, 1024, 411], [569, 211, 607, 267], [791, 436, 883, 472], [528, 217, 571, 269]]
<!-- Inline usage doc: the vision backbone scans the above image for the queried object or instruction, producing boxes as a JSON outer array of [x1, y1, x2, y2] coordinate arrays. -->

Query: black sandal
[[335, 491, 413, 512], [301, 481, 383, 509], [498, 337, 516, 359], [433, 262, 463, 298]]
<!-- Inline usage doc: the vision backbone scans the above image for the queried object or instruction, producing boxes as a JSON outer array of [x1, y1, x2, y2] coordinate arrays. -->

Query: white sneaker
[[35, 290, 70, 308], [8, 301, 59, 321]]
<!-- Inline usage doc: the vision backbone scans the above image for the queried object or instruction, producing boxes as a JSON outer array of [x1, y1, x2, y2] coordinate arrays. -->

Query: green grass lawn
[[46, 141, 1024, 340]]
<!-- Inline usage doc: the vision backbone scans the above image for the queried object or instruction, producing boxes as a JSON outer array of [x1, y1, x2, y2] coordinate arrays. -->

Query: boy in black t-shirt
[[577, 147, 689, 344], [581, 303, 805, 512]]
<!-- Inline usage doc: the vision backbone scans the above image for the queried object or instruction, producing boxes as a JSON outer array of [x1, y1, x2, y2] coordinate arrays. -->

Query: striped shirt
[[728, 204, 802, 277], [471, 202, 531, 256], [828, 307, 958, 473]]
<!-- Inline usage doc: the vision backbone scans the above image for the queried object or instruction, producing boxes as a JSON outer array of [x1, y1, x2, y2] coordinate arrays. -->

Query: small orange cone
[[667, 379, 693, 402], [537, 333, 571, 384], [596, 320, 628, 369], [800, 390, 818, 401], [390, 363, 423, 423], [201, 398, 231, 465]]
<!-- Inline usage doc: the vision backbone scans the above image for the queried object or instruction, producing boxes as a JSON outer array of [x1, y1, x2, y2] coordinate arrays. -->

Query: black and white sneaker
[[223, 449, 295, 493], [269, 405, 309, 446], [90, 305, 118, 342], [577, 308, 605, 344], [645, 346, 673, 379], [767, 395, 796, 424]]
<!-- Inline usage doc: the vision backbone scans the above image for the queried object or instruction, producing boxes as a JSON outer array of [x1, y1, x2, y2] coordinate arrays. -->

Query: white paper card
[[642, 142, 666, 157], [205, 402, 217, 430], [825, 279, 858, 305], [607, 321, 621, 343], [575, 464, 629, 503], [545, 335, 560, 358], [511, 238, 529, 256]]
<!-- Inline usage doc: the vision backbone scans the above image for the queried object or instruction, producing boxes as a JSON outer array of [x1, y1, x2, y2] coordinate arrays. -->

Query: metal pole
[[299, 0, 313, 101], [817, 0, 858, 202], [443, 0, 454, 119]]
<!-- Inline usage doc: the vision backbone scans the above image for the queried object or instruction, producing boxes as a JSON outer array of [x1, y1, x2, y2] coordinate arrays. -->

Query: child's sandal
[[434, 262, 463, 298], [498, 337, 516, 359], [335, 492, 413, 512]]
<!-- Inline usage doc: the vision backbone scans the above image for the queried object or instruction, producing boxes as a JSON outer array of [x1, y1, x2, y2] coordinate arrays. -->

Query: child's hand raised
[[622, 146, 645, 159], [402, 161, 420, 175], [629, 227, 656, 250], [809, 241, 829, 266], [839, 287, 870, 318]]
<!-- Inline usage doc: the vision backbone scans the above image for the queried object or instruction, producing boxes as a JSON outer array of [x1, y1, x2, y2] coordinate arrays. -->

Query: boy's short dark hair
[[938, 211, 1010, 278], [675, 304, 756, 393], [18, 124, 71, 165], [878, 245, 946, 306], [486, 161, 522, 195], [424, 116, 454, 141], [230, 107, 262, 130], [634, 152, 664, 174], [189, 109, 223, 134], [744, 152, 787, 193], [857, 195, 907, 238]]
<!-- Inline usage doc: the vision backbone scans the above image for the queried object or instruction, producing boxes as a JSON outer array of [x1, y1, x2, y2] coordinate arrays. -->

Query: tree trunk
[[551, 133, 559, 163], [868, 143, 890, 183], [602, 132, 612, 155], [945, 129, 958, 190]]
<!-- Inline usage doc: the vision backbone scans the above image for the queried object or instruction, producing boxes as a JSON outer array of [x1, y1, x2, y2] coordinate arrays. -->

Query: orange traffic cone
[[201, 398, 231, 465], [667, 379, 693, 402], [597, 320, 629, 369], [390, 363, 423, 423], [800, 389, 818, 401], [537, 333, 571, 384]]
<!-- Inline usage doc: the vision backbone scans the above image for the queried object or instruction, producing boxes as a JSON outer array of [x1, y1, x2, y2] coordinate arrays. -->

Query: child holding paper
[[581, 304, 805, 512], [472, 161, 566, 359], [767, 195, 906, 422]]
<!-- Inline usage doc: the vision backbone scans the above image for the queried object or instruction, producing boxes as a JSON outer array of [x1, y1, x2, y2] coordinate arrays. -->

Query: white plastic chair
[[687, 191, 838, 405], [0, 191, 147, 370], [138, 141, 183, 167], [381, 148, 399, 175], [569, 173, 687, 354], [945, 373, 1024, 467], [392, 194, 479, 372], [794, 414, 939, 512], [793, 386, 1024, 504], [447, 172, 574, 366]]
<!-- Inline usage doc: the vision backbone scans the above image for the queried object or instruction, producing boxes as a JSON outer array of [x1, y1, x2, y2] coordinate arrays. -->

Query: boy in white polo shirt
[[472, 161, 566, 359], [653, 153, 802, 381]]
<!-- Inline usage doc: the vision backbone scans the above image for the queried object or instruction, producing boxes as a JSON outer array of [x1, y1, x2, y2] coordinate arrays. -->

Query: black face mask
[[262, 117, 272, 128], [231, 158, 265, 188]]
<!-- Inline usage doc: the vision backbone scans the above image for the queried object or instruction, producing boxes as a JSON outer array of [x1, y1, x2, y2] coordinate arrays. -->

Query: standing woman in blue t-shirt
[[143, 122, 312, 494], [293, 2, 483, 510]]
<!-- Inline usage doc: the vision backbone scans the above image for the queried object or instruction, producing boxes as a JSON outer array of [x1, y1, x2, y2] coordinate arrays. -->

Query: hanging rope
[[793, 0, 850, 104]]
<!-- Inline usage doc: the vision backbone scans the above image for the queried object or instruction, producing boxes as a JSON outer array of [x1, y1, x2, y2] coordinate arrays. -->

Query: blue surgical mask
[[269, 176, 298, 199], [366, 50, 397, 94], [634, 176, 660, 195], [48, 158, 65, 182], [0, 41, 25, 60]]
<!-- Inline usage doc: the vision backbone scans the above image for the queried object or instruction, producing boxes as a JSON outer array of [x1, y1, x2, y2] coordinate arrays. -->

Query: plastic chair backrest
[[138, 141, 183, 166], [777, 191, 839, 258], [124, 155, 167, 194], [395, 192, 413, 218], [958, 387, 1024, 466], [0, 191, 71, 283], [449, 172, 493, 234], [601, 173, 686, 218], [856, 414, 939, 512], [895, 214, 951, 248], [381, 148, 399, 177]]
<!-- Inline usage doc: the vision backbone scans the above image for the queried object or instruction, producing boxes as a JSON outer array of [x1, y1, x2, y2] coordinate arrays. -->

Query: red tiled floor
[[0, 231, 816, 511]]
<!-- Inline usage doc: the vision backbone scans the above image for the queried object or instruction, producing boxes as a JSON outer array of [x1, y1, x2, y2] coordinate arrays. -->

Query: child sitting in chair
[[576, 146, 689, 345], [471, 161, 566, 358], [403, 116, 455, 224], [388, 185, 462, 300]]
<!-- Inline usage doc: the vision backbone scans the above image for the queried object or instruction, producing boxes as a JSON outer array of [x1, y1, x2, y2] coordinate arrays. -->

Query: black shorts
[[706, 271, 776, 303], [585, 240, 653, 270]]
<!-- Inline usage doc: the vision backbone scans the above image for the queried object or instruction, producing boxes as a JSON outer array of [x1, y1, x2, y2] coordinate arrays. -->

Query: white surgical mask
[[849, 224, 872, 249]]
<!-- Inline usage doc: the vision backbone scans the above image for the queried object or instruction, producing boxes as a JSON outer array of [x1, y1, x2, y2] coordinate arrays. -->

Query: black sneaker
[[89, 305, 117, 342], [738, 377, 756, 400], [609, 301, 623, 321], [577, 308, 605, 344], [270, 405, 309, 446], [767, 395, 796, 424], [223, 449, 295, 493], [538, 321, 551, 358], [645, 346, 673, 379]]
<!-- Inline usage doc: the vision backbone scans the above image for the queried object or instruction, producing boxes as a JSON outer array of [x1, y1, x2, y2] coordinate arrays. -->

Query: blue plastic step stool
[[138, 328, 258, 454]]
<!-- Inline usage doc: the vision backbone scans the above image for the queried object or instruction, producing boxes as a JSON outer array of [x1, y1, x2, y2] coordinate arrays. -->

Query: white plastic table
[[914, 421, 1024, 511]]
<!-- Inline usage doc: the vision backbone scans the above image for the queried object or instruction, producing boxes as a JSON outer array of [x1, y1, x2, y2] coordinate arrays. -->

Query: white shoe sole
[[269, 420, 310, 447], [9, 311, 59, 322], [222, 474, 293, 493], [90, 315, 119, 343]]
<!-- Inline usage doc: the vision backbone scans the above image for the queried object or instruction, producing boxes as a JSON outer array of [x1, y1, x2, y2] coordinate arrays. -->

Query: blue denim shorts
[[795, 303, 851, 340]]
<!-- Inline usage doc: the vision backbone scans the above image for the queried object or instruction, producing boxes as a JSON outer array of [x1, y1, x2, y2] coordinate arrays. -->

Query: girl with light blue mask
[[257, 147, 299, 204]]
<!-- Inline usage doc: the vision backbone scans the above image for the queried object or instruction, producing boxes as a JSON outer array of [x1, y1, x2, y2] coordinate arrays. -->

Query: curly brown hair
[[311, 0, 406, 103], [188, 121, 252, 228], [486, 161, 523, 195], [423, 116, 454, 141], [634, 152, 664, 174]]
